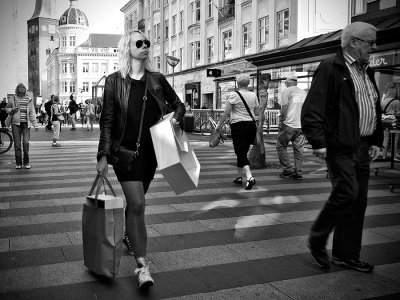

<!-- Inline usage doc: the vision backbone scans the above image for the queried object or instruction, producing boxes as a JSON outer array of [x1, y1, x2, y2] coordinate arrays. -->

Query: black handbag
[[113, 75, 149, 172]]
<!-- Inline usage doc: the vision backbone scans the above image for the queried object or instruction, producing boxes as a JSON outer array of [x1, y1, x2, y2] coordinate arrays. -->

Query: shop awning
[[245, 30, 342, 71], [246, 22, 400, 71]]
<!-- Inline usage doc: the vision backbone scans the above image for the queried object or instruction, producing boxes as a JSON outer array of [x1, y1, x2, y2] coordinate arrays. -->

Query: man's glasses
[[353, 37, 376, 46], [135, 39, 151, 48]]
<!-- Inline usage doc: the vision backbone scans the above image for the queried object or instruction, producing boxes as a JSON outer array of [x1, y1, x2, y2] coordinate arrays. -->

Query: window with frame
[[154, 23, 160, 43], [82, 82, 89, 92], [155, 56, 160, 71], [258, 16, 269, 51], [62, 82, 68, 93], [277, 9, 289, 47], [61, 36, 67, 47], [179, 47, 183, 71], [190, 0, 200, 24], [154, 0, 161, 9], [92, 63, 98, 74], [82, 63, 89, 73], [222, 30, 232, 60], [243, 22, 252, 55], [69, 35, 76, 47], [129, 14, 133, 29], [70, 81, 76, 93], [207, 37, 214, 63], [207, 0, 213, 19], [69, 63, 75, 73], [172, 15, 177, 35], [62, 62, 68, 73], [179, 11, 184, 32], [165, 19, 169, 39], [352, 0, 367, 16], [101, 63, 107, 74], [190, 41, 200, 67]]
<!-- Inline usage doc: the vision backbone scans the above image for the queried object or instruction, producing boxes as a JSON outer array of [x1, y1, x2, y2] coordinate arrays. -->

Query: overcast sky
[[0, 0, 127, 96]]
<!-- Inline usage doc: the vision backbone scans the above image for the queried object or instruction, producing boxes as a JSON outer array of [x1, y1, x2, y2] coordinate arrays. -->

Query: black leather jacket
[[97, 70, 185, 163]]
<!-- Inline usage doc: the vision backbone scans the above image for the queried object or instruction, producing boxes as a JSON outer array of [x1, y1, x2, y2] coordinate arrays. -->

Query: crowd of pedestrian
[[2, 22, 399, 292]]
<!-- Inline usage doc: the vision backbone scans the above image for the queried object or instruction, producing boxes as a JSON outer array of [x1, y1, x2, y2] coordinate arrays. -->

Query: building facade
[[120, 0, 348, 109], [44, 0, 121, 104]]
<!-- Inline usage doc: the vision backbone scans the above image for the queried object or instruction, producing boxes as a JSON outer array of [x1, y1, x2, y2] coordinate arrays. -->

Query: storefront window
[[369, 50, 400, 104]]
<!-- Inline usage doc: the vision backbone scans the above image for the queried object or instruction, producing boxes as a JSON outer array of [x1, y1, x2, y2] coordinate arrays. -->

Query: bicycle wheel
[[200, 120, 214, 136], [0, 130, 13, 154]]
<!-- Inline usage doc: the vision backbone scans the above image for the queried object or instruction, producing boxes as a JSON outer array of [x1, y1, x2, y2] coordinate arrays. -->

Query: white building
[[120, 0, 349, 110], [46, 0, 121, 104]]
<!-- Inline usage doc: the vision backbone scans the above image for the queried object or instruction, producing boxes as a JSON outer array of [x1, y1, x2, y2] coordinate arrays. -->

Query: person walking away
[[84, 99, 95, 131], [45, 95, 53, 131], [0, 98, 8, 127], [277, 74, 307, 180], [5, 83, 38, 169], [68, 94, 78, 130], [380, 83, 400, 160], [50, 96, 62, 147], [301, 22, 383, 272], [215, 73, 259, 190], [96, 30, 185, 289]]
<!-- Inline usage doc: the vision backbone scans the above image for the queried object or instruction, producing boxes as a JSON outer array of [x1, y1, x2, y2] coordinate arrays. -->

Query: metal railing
[[188, 109, 280, 133]]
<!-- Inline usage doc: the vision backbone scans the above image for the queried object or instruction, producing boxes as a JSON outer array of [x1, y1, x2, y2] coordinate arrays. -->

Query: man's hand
[[369, 145, 380, 161], [313, 148, 327, 159]]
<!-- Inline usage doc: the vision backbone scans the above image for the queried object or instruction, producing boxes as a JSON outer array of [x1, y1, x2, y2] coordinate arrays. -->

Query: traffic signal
[[206, 68, 222, 77]]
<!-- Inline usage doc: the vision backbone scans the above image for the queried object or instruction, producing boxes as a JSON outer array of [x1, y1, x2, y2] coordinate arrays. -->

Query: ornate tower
[[27, 0, 59, 102]]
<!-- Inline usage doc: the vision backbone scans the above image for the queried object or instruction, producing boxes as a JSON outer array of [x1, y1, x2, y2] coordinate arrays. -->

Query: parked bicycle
[[200, 113, 231, 137], [0, 127, 13, 154]]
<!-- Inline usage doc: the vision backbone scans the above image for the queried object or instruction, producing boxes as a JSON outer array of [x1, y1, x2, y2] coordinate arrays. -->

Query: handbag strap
[[235, 91, 256, 123], [133, 74, 149, 157]]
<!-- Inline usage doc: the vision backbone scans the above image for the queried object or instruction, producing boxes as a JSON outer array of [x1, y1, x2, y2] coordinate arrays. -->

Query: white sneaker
[[134, 265, 154, 289]]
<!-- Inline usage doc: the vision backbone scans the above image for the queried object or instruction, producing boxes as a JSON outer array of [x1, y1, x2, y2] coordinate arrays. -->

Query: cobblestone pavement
[[0, 124, 399, 299]]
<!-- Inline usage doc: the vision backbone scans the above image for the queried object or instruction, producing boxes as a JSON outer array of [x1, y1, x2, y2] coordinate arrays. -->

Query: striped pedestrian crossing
[[0, 139, 399, 299]]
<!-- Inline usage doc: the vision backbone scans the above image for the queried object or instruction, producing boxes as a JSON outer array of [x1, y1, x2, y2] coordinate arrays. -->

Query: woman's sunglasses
[[135, 39, 151, 48]]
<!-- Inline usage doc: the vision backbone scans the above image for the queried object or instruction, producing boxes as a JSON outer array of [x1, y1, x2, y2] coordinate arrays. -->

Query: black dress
[[114, 78, 160, 184]]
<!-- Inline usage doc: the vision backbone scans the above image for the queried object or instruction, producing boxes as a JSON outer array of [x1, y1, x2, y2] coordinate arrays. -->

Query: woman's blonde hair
[[118, 30, 154, 78]]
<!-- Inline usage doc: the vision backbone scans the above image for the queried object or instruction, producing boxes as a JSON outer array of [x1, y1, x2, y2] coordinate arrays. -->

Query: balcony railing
[[218, 3, 235, 23]]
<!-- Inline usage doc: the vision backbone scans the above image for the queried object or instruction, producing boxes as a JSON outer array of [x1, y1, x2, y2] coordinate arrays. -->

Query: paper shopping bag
[[150, 112, 200, 195], [82, 175, 124, 279]]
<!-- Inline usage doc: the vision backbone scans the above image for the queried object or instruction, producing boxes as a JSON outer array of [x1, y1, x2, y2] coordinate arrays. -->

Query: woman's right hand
[[97, 156, 108, 177]]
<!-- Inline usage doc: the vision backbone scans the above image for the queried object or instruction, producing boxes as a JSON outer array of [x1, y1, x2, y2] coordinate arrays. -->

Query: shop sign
[[369, 50, 399, 67]]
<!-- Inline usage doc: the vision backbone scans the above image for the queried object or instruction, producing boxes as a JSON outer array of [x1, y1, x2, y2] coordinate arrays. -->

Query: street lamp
[[166, 55, 180, 89]]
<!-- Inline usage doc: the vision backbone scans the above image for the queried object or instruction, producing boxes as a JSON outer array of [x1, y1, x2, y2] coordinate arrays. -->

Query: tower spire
[[30, 0, 57, 20]]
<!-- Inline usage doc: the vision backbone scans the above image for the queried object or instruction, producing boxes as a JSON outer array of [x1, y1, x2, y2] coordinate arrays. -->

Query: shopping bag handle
[[89, 174, 117, 199]]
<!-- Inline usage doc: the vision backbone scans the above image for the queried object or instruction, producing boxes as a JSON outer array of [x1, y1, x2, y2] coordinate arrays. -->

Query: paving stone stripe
[[164, 263, 400, 300], [1, 243, 399, 296], [1, 175, 396, 198]]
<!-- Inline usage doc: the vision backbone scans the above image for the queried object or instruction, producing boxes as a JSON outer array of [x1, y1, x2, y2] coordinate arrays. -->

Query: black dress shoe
[[233, 177, 242, 184], [332, 257, 374, 272], [245, 177, 256, 190], [308, 244, 330, 269]]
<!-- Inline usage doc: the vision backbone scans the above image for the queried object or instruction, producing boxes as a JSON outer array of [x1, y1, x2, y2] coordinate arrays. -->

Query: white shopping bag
[[150, 112, 200, 194]]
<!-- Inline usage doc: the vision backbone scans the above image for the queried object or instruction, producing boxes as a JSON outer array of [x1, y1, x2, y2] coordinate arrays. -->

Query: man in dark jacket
[[301, 22, 383, 273], [68, 94, 78, 130], [44, 95, 54, 131]]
